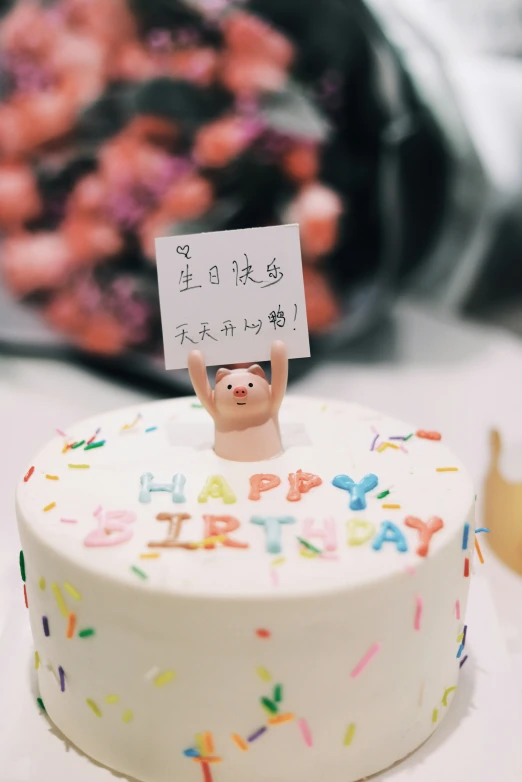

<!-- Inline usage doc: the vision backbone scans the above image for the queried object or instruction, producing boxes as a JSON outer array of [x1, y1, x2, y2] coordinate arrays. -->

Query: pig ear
[[215, 367, 232, 384], [247, 364, 266, 379]]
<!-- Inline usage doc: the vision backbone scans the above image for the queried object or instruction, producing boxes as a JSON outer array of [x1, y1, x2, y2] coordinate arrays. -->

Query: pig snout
[[233, 386, 248, 398]]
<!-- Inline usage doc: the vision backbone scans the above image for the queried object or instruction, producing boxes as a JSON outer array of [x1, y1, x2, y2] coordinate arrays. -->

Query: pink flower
[[284, 183, 343, 258], [222, 11, 294, 69], [62, 0, 137, 49], [303, 266, 340, 333], [62, 216, 123, 265], [109, 42, 159, 82], [0, 1, 57, 59], [221, 53, 287, 95], [193, 116, 254, 167], [0, 163, 42, 228], [139, 209, 174, 261], [68, 174, 107, 217], [161, 174, 213, 220], [1, 232, 72, 296], [283, 144, 319, 183]]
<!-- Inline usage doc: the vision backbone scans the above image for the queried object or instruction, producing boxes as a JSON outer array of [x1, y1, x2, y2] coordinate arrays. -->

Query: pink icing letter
[[404, 516, 444, 557], [249, 474, 281, 501], [203, 515, 249, 548], [302, 517, 337, 551], [286, 470, 322, 502], [84, 510, 136, 548]]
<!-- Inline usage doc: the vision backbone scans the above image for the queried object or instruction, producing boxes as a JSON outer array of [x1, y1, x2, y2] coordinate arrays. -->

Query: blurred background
[[2, 0, 522, 390]]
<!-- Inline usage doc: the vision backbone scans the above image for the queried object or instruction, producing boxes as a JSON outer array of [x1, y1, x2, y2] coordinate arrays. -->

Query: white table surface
[[1, 300, 522, 773]]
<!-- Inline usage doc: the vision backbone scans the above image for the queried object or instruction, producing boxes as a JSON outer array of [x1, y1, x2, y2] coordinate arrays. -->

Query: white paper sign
[[155, 224, 310, 369]]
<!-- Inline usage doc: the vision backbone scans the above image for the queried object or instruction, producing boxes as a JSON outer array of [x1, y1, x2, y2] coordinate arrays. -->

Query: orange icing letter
[[404, 516, 444, 557], [249, 474, 281, 501], [148, 513, 191, 548], [203, 515, 249, 548], [286, 470, 322, 502]]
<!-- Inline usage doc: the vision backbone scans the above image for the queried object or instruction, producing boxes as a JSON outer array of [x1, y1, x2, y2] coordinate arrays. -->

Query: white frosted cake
[[16, 396, 474, 782]]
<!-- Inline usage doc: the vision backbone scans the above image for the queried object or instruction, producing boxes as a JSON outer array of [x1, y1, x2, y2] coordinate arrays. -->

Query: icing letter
[[139, 473, 186, 504], [84, 510, 136, 548], [404, 516, 444, 557], [249, 474, 281, 501], [198, 475, 236, 504], [203, 515, 249, 548], [302, 518, 337, 551], [250, 516, 296, 554], [332, 473, 378, 510], [286, 470, 322, 502], [372, 521, 408, 553], [148, 513, 191, 548], [346, 519, 376, 547]]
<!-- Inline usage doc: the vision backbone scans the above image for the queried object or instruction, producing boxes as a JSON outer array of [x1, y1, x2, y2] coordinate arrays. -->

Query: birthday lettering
[[286, 470, 322, 502], [139, 472, 186, 504], [249, 474, 281, 501], [332, 473, 378, 511], [250, 516, 296, 554], [302, 517, 337, 551], [372, 521, 408, 553], [148, 513, 191, 549], [404, 516, 444, 557], [198, 475, 236, 504], [203, 515, 249, 548]]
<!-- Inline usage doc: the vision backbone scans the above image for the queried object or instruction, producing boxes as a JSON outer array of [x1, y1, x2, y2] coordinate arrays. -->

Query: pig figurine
[[187, 341, 288, 461]]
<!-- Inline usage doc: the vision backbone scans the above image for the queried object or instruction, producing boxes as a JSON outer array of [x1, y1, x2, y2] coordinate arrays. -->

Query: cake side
[[17, 396, 475, 782]]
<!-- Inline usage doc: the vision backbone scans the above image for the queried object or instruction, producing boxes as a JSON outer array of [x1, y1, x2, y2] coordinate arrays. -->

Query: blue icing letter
[[332, 473, 378, 511], [372, 521, 408, 553], [139, 473, 186, 504], [250, 516, 296, 554]]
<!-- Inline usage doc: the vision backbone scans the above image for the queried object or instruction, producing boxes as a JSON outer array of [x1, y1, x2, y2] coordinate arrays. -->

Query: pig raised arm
[[269, 340, 288, 413], [187, 350, 217, 419]]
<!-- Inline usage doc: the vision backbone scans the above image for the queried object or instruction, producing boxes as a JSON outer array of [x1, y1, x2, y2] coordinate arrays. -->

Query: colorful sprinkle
[[78, 628, 95, 638], [272, 557, 285, 566], [261, 697, 278, 715], [456, 643, 464, 659], [51, 583, 68, 617], [45, 474, 59, 480], [436, 467, 458, 472], [56, 429, 67, 437], [376, 490, 390, 500], [475, 537, 485, 564], [462, 625, 468, 647], [247, 726, 267, 743], [86, 699, 102, 717], [93, 505, 103, 517], [140, 552, 160, 559], [297, 537, 322, 555], [145, 426, 158, 433], [121, 413, 141, 431], [153, 670, 176, 687], [23, 584, 28, 608], [344, 723, 356, 746], [184, 748, 200, 758], [475, 528, 490, 534], [274, 684, 282, 703], [268, 712, 294, 725], [350, 643, 381, 678], [39, 577, 45, 590], [298, 718, 313, 747], [370, 433, 379, 451], [456, 600, 461, 620], [382, 504, 401, 509], [71, 440, 85, 449], [42, 616, 50, 636], [43, 502, 56, 512], [462, 524, 470, 550], [130, 565, 148, 580], [404, 433, 414, 441], [442, 686, 457, 707], [231, 734, 249, 751], [68, 463, 90, 469], [122, 709, 134, 723], [256, 667, 272, 683], [105, 695, 120, 704], [203, 732, 215, 755], [35, 651, 40, 670], [416, 430, 441, 441], [24, 466, 35, 482], [60, 518, 78, 524], [58, 666, 65, 692], [414, 596, 423, 631], [464, 558, 470, 577], [459, 655, 468, 668], [36, 697, 46, 711], [432, 709, 438, 723], [256, 629, 271, 639], [63, 583, 82, 601], [270, 569, 279, 587], [84, 440, 106, 451], [19, 551, 25, 582], [66, 612, 77, 639], [191, 403, 203, 409]]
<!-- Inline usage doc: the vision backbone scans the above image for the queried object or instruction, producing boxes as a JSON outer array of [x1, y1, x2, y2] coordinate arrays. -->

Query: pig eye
[[227, 384, 232, 390], [248, 383, 253, 387]]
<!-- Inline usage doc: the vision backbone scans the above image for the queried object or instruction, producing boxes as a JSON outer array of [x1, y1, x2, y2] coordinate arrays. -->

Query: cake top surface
[[17, 396, 474, 597]]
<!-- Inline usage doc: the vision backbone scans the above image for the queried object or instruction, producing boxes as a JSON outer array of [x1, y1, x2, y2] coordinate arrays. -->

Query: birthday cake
[[16, 395, 474, 782]]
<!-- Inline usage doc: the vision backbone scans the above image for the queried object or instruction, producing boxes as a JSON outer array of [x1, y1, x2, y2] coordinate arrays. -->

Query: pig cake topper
[[188, 341, 288, 461]]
